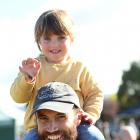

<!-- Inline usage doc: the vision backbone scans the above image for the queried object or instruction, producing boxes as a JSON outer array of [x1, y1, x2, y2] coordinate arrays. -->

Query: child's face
[[39, 34, 71, 63]]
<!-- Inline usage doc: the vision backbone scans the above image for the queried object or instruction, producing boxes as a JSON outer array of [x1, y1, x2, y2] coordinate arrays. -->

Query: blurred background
[[0, 0, 140, 139]]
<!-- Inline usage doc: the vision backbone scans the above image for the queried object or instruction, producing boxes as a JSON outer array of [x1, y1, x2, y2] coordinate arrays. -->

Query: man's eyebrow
[[56, 113, 66, 115], [37, 111, 46, 116], [39, 113, 46, 116]]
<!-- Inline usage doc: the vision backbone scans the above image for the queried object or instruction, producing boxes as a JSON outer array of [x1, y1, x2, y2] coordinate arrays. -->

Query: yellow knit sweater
[[10, 55, 103, 130]]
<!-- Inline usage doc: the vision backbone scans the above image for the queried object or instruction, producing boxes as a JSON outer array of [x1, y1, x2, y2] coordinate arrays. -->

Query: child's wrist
[[25, 74, 35, 83]]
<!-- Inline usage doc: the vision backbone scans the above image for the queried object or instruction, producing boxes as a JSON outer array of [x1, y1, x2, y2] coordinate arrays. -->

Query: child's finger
[[19, 66, 24, 73], [26, 58, 36, 65], [19, 66, 28, 76], [36, 62, 41, 70], [22, 60, 27, 66]]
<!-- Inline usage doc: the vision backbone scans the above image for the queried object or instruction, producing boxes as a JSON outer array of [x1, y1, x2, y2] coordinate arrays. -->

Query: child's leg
[[77, 122, 105, 140], [23, 128, 39, 140]]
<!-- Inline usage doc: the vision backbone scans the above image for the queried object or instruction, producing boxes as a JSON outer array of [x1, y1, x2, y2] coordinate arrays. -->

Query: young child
[[10, 9, 105, 140]]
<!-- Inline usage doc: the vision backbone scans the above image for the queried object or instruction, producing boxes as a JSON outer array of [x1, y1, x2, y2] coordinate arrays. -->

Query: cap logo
[[37, 86, 54, 100]]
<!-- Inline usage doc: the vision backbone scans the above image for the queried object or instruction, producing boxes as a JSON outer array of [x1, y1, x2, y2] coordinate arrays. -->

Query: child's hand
[[19, 58, 41, 82], [79, 111, 96, 125]]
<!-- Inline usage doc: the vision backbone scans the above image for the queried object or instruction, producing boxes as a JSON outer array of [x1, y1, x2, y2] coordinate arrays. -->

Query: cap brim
[[33, 101, 74, 114]]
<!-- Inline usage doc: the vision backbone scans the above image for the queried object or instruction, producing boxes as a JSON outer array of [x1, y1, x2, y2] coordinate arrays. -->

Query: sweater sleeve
[[80, 67, 104, 121], [10, 72, 35, 103]]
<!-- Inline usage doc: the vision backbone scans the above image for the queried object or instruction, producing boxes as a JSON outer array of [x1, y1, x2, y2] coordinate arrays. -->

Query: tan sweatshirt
[[10, 55, 103, 130]]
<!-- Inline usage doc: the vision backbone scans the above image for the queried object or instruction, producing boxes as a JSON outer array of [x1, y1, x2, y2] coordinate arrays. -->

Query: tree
[[117, 61, 140, 110]]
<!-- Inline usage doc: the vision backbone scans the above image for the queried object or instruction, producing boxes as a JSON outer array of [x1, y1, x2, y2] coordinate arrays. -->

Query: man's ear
[[75, 111, 82, 126]]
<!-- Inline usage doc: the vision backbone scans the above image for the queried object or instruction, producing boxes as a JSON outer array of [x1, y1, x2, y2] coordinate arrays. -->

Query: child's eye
[[58, 36, 67, 40], [44, 38, 50, 41], [43, 37, 51, 44]]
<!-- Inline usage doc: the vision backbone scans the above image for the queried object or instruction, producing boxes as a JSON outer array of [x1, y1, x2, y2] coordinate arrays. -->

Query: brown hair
[[34, 9, 75, 50]]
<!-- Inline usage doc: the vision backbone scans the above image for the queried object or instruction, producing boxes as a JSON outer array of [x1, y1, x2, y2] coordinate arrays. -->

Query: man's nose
[[45, 121, 59, 133]]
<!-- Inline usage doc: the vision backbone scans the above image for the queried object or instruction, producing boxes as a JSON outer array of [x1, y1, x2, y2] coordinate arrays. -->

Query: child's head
[[34, 9, 75, 50]]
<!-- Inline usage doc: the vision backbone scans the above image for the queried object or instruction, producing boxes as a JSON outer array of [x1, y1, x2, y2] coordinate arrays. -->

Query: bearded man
[[31, 82, 81, 140]]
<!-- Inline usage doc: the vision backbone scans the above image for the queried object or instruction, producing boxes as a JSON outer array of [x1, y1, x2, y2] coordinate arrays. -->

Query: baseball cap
[[32, 82, 81, 114]]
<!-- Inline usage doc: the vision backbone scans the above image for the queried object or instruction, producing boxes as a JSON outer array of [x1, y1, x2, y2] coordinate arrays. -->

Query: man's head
[[32, 82, 81, 140]]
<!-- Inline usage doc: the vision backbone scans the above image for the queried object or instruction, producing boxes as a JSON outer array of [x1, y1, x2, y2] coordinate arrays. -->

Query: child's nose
[[50, 40, 60, 47]]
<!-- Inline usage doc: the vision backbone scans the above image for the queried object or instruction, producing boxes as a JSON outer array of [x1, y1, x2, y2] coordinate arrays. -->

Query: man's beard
[[38, 125, 78, 140]]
